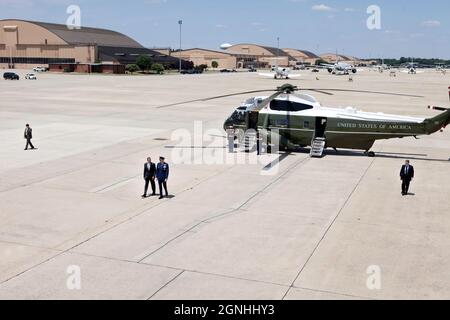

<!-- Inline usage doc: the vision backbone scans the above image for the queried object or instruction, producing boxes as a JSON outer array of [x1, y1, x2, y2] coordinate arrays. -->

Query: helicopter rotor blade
[[306, 88, 423, 98], [254, 91, 288, 129], [254, 91, 284, 113], [157, 89, 277, 108], [306, 89, 334, 96], [156, 84, 422, 109]]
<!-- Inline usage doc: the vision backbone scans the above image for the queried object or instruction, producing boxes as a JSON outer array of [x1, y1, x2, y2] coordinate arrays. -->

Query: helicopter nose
[[223, 116, 234, 131]]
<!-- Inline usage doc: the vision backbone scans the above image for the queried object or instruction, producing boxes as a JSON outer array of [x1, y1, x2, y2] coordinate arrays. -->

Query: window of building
[[0, 57, 75, 64]]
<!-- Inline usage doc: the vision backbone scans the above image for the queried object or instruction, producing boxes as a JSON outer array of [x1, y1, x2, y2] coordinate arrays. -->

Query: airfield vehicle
[[181, 69, 203, 75], [33, 66, 47, 72], [25, 73, 37, 80], [3, 72, 19, 80]]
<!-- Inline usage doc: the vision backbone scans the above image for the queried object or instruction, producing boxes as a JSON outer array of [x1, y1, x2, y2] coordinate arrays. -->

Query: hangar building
[[282, 48, 320, 66], [0, 19, 180, 70], [319, 53, 363, 66], [225, 43, 293, 67], [171, 48, 238, 70]]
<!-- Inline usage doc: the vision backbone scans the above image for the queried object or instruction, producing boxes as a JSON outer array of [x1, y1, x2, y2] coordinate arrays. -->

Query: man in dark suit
[[24, 124, 36, 150], [142, 157, 156, 198], [156, 156, 169, 199], [400, 160, 415, 196]]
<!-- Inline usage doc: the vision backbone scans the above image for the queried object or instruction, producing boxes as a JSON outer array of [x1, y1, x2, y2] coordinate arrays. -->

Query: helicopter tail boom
[[424, 106, 450, 134]]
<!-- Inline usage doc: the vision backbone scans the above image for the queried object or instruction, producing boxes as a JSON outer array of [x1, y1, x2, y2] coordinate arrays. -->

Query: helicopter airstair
[[243, 131, 258, 153], [310, 137, 326, 158]]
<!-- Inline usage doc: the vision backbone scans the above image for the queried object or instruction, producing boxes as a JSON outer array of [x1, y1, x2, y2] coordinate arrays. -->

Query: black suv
[[4, 72, 19, 80], [181, 69, 203, 74]]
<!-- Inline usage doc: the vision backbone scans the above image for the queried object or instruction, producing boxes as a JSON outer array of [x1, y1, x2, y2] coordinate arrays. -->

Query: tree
[[211, 61, 219, 69], [184, 61, 194, 70], [151, 63, 165, 74], [195, 64, 208, 72], [126, 64, 140, 74], [136, 55, 152, 72]]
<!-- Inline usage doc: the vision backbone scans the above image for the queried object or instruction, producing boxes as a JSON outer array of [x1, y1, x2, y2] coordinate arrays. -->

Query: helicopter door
[[315, 117, 328, 138], [246, 111, 259, 130]]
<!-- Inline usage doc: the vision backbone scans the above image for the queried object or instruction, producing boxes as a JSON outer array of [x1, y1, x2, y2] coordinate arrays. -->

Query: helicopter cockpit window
[[230, 110, 245, 122], [270, 100, 314, 112]]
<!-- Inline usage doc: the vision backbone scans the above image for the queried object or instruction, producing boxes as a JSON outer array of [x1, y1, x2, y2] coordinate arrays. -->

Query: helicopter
[[159, 84, 450, 158]]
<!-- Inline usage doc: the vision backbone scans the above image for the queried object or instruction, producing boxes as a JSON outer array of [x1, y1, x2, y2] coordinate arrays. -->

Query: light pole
[[277, 37, 280, 67], [178, 20, 183, 73], [9, 46, 13, 69]]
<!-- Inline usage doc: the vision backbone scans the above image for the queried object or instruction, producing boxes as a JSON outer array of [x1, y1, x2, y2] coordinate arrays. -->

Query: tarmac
[[0, 68, 449, 300]]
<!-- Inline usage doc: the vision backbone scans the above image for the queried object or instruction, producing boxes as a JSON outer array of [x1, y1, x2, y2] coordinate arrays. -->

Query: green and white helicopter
[[161, 84, 450, 157]]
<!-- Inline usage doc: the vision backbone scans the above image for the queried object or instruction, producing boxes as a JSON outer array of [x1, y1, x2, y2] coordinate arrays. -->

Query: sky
[[1, 0, 449, 59]]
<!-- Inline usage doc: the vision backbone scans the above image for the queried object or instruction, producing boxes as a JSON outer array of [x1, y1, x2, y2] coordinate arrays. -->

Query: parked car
[[3, 72, 19, 80], [311, 68, 320, 73], [248, 67, 257, 72], [33, 66, 47, 72], [220, 69, 237, 73], [25, 73, 37, 80], [294, 64, 307, 71], [181, 69, 203, 74]]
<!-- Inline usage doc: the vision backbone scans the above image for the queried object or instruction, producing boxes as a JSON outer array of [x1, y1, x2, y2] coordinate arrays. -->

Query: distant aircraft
[[372, 59, 390, 73], [259, 67, 301, 80], [435, 64, 449, 75], [321, 61, 358, 75], [401, 63, 424, 75]]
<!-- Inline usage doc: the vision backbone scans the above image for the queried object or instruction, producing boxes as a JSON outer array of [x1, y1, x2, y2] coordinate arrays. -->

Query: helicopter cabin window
[[270, 100, 314, 112]]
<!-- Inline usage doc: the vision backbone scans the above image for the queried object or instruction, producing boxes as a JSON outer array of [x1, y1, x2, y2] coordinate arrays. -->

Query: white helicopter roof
[[257, 93, 425, 123]]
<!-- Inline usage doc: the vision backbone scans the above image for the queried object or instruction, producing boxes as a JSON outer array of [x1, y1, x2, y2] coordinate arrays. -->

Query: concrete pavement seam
[[147, 270, 185, 300], [282, 155, 378, 300], [137, 156, 310, 262]]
